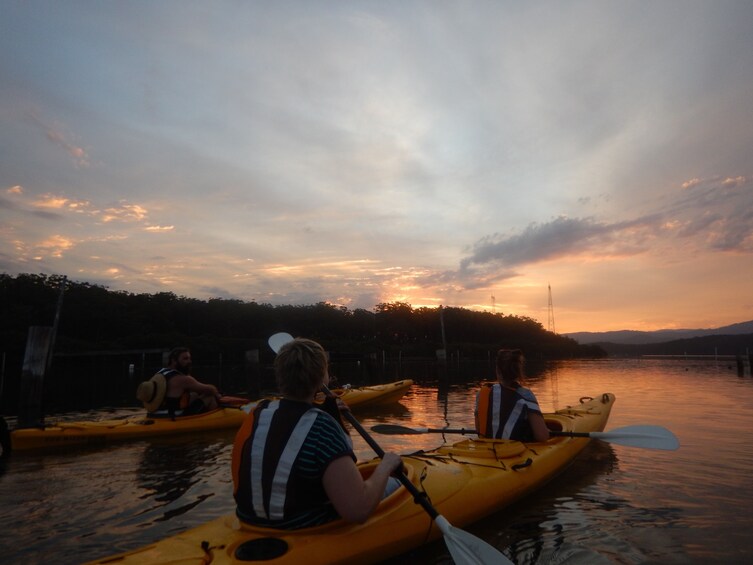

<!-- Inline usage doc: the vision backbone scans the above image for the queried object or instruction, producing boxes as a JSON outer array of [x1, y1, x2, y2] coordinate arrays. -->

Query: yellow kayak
[[332, 379, 413, 408], [85, 393, 615, 565], [4, 380, 413, 452], [7, 405, 249, 451]]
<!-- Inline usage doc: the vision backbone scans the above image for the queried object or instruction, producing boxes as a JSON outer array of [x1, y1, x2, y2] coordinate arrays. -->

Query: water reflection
[[136, 434, 229, 520]]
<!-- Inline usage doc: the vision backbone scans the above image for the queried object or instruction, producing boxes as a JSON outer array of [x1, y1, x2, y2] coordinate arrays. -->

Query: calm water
[[1, 358, 752, 564]]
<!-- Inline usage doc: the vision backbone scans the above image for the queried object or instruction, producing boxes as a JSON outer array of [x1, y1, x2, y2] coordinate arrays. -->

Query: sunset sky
[[2, 1, 752, 334]]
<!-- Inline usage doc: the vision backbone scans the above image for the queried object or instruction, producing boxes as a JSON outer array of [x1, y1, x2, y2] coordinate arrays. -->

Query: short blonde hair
[[496, 348, 525, 384], [274, 338, 328, 398]]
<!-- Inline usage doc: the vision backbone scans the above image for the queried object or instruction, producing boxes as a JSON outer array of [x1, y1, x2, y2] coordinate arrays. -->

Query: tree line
[[1, 273, 606, 366]]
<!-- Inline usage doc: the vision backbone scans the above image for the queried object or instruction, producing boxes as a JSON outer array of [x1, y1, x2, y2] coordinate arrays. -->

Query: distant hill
[[565, 320, 753, 357], [565, 320, 753, 345]]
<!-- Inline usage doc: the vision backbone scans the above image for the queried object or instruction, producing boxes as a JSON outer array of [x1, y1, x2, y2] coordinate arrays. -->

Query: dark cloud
[[198, 286, 237, 300], [31, 209, 64, 220], [0, 196, 21, 211], [1, 195, 63, 219], [460, 215, 661, 273], [446, 176, 753, 290]]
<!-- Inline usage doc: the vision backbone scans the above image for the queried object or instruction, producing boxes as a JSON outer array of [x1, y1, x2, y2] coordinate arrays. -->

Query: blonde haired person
[[232, 338, 402, 529], [475, 349, 550, 443]]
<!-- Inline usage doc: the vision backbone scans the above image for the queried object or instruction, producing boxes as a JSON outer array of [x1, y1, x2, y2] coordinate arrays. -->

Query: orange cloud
[[37, 234, 75, 258], [144, 225, 174, 232], [100, 202, 148, 222], [681, 178, 701, 189], [6, 185, 23, 195], [722, 176, 747, 187], [31, 193, 92, 211]]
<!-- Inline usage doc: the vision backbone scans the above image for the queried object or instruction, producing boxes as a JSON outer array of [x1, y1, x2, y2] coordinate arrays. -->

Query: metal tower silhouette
[[547, 284, 556, 333]]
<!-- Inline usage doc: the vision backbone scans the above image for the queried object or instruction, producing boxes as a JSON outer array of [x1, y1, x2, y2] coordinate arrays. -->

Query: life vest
[[232, 399, 353, 528], [158, 368, 191, 416], [475, 382, 540, 441]]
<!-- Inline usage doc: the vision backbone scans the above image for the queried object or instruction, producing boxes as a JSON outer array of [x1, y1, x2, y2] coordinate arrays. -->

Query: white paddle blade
[[268, 332, 294, 353], [593, 425, 680, 450], [434, 515, 514, 565]]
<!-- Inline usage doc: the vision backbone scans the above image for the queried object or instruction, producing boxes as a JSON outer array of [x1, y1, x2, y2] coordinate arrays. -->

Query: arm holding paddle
[[323, 452, 402, 523], [529, 411, 550, 443]]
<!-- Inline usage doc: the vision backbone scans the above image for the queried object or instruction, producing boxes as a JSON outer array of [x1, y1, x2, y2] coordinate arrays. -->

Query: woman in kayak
[[475, 348, 550, 442], [232, 337, 403, 529]]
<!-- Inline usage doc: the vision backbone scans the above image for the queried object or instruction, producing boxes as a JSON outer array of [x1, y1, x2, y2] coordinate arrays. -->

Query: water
[[1, 358, 752, 564]]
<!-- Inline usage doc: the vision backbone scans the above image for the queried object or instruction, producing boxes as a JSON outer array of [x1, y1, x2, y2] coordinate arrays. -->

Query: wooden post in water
[[437, 305, 448, 389], [17, 277, 66, 428], [18, 326, 53, 428], [245, 349, 260, 398]]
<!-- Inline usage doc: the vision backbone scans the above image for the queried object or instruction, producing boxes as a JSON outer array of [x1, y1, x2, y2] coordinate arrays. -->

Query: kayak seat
[[235, 537, 289, 561]]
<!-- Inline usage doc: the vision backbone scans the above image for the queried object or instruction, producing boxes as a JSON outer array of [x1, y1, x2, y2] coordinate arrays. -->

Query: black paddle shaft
[[322, 386, 439, 520], [549, 430, 590, 438]]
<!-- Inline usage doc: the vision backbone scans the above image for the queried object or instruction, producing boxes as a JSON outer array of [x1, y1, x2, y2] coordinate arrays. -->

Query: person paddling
[[475, 348, 550, 442], [137, 347, 220, 416], [232, 337, 402, 529]]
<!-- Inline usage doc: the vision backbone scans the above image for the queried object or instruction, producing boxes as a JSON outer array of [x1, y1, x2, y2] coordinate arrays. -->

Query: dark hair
[[496, 348, 525, 384], [168, 347, 190, 364], [274, 338, 328, 398]]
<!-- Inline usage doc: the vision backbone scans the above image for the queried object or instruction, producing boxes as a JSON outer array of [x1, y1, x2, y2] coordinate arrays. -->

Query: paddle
[[267, 333, 512, 565], [371, 424, 680, 451]]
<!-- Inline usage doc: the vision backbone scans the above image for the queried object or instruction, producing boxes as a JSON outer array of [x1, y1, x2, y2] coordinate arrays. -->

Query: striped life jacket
[[157, 368, 191, 417], [475, 382, 541, 441], [232, 398, 354, 529]]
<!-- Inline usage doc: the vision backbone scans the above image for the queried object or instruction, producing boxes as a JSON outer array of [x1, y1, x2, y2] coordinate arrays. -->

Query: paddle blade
[[434, 515, 513, 565], [268, 332, 294, 353], [593, 425, 680, 450]]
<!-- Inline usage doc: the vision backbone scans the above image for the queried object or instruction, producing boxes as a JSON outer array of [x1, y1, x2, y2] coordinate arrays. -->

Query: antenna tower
[[547, 284, 556, 333], [491, 294, 496, 313]]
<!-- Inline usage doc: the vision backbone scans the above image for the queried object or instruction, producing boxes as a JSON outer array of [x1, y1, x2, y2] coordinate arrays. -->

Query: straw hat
[[136, 373, 167, 412]]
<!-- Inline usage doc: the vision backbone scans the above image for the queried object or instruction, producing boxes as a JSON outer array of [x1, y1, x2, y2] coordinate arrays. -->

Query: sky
[[2, 1, 753, 334]]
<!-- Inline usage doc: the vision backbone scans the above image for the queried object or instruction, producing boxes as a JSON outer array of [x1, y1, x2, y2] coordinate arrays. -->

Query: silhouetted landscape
[[1, 273, 602, 413], [3, 273, 751, 414]]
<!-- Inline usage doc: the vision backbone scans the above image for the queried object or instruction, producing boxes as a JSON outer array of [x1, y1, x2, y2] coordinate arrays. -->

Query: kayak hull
[[85, 393, 615, 565], [9, 406, 248, 451], [6, 380, 413, 452], [333, 379, 413, 408]]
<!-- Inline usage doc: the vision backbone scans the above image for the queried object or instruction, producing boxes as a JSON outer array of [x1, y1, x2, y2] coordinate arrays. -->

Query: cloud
[[35, 235, 75, 258], [0, 195, 21, 211], [28, 111, 90, 168], [440, 172, 753, 291], [671, 175, 753, 252], [100, 202, 148, 223], [460, 215, 659, 272]]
